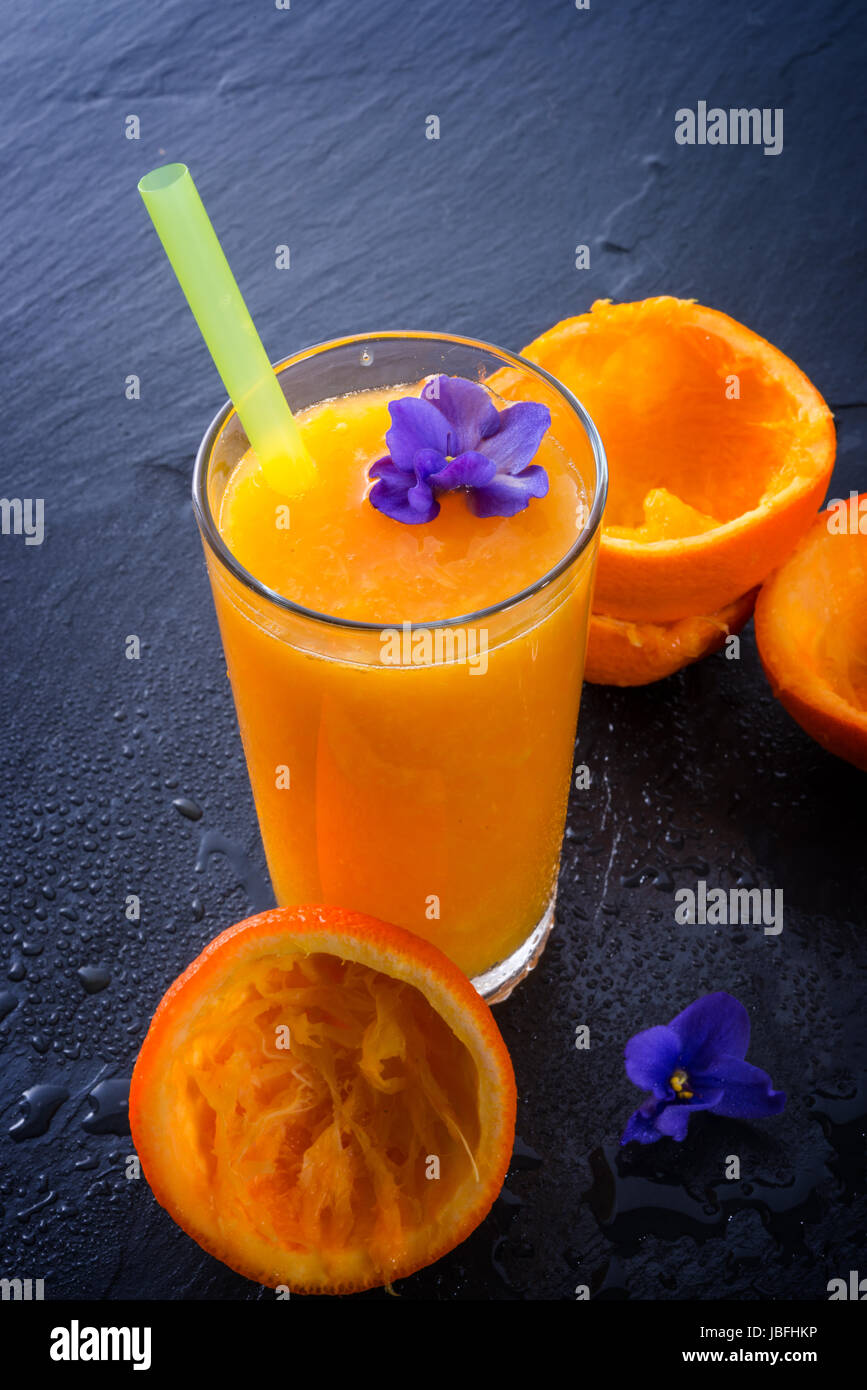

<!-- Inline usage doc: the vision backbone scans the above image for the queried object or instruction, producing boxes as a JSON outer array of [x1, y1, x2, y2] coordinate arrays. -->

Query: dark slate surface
[[1, 0, 864, 1301]]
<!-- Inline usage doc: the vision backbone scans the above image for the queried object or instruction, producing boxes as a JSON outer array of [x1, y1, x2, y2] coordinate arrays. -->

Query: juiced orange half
[[130, 906, 517, 1294], [755, 497, 867, 770], [521, 297, 836, 623], [586, 589, 757, 687]]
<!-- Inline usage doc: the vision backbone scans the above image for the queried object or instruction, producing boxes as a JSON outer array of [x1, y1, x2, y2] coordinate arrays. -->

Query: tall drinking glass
[[193, 332, 606, 1001]]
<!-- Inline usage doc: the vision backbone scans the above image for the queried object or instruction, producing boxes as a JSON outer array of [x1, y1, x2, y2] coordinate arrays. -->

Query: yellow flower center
[[669, 1068, 694, 1100]]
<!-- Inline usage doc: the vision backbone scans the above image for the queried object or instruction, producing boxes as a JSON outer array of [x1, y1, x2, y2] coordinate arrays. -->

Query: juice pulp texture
[[211, 382, 595, 978]]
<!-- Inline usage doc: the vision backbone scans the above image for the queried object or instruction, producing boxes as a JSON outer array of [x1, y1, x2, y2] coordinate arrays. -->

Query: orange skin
[[755, 497, 867, 771], [130, 906, 517, 1295], [586, 589, 757, 687], [521, 297, 836, 622]]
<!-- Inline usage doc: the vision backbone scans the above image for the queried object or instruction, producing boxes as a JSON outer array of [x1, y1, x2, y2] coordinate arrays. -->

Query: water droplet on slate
[[77, 965, 111, 995], [511, 1135, 544, 1170], [10, 1084, 69, 1141], [82, 1079, 130, 1136], [195, 828, 271, 912]]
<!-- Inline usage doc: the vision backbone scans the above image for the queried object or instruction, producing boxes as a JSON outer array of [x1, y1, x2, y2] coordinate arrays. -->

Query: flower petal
[[412, 447, 449, 482], [673, 1084, 724, 1109], [624, 1025, 681, 1096], [385, 396, 451, 471], [369, 467, 439, 524], [698, 1057, 787, 1119], [654, 1105, 693, 1142], [669, 991, 750, 1071], [621, 1086, 725, 1145], [368, 457, 412, 492], [430, 450, 497, 493], [468, 465, 549, 519], [477, 401, 551, 474], [656, 1084, 725, 1140], [424, 375, 499, 455], [407, 476, 439, 516], [620, 1097, 667, 1145]]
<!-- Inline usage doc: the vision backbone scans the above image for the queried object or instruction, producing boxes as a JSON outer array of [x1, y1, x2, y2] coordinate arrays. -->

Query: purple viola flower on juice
[[368, 374, 551, 523], [621, 991, 786, 1145]]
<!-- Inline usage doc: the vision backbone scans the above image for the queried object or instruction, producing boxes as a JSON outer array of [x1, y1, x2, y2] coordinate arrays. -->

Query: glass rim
[[192, 329, 608, 633]]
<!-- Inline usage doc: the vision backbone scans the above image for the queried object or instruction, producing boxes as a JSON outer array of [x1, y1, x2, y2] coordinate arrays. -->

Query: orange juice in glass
[[193, 333, 606, 1000]]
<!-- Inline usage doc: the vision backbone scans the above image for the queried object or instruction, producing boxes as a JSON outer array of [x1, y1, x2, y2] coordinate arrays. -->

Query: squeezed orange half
[[130, 906, 518, 1293]]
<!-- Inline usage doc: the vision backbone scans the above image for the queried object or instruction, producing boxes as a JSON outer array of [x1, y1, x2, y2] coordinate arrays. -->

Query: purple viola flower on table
[[621, 991, 785, 1145], [368, 374, 551, 523]]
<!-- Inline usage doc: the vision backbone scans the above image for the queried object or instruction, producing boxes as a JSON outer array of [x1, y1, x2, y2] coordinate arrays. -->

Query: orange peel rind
[[586, 588, 758, 687], [130, 905, 517, 1294], [755, 497, 867, 770], [521, 297, 836, 623]]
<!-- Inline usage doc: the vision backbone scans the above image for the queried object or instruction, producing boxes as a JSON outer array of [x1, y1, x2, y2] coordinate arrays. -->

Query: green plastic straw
[[138, 163, 315, 494]]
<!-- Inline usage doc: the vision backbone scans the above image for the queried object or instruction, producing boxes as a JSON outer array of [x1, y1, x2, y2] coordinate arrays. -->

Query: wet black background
[[1, 0, 865, 1300]]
